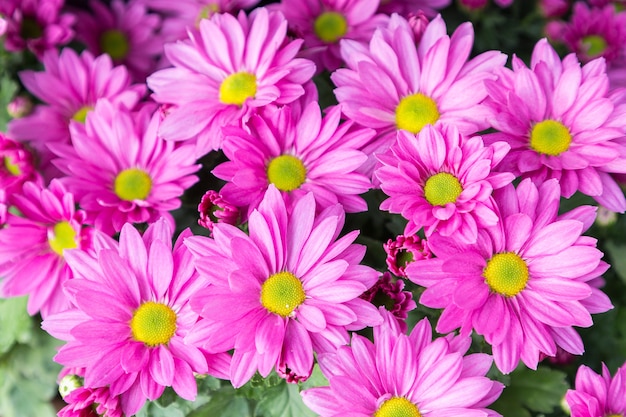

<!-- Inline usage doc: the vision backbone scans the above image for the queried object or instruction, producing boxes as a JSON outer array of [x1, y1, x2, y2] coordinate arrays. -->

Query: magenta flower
[[483, 38, 626, 213], [198, 189, 240, 232], [0, 133, 41, 199], [565, 362, 626, 417], [74, 0, 164, 81], [184, 186, 382, 387], [0, 180, 93, 318], [376, 124, 515, 243], [302, 311, 504, 417], [50, 100, 199, 235], [407, 178, 614, 373], [42, 219, 229, 416], [277, 0, 389, 73], [147, 7, 316, 156], [212, 102, 374, 217], [57, 368, 123, 417], [332, 13, 507, 176], [0, 0, 74, 58], [377, 0, 451, 17], [538, 0, 569, 18], [384, 233, 432, 278], [360, 272, 416, 332]]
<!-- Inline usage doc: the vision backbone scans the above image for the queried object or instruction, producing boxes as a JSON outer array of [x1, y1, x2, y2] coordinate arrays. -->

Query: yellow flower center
[[313, 11, 348, 43], [114, 168, 152, 201], [483, 252, 529, 297], [374, 397, 422, 417], [423, 172, 463, 206], [395, 93, 440, 134], [260, 271, 305, 317], [581, 34, 607, 58], [130, 301, 177, 346], [196, 3, 220, 25], [529, 120, 572, 156], [266, 155, 307, 192], [3, 156, 21, 176], [48, 221, 78, 256], [219, 72, 257, 106], [100, 29, 130, 61], [20, 17, 43, 39], [72, 106, 93, 124]]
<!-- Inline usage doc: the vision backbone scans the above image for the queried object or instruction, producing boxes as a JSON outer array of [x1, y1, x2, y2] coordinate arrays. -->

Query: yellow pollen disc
[[395, 93, 440, 134], [72, 106, 93, 124], [423, 172, 463, 206], [260, 271, 305, 317], [374, 397, 422, 417], [483, 252, 529, 297], [313, 11, 348, 43], [3, 156, 21, 176], [581, 34, 607, 57], [266, 155, 307, 192], [114, 168, 152, 201], [48, 221, 78, 256], [529, 120, 572, 156], [100, 29, 130, 61], [219, 72, 257, 106], [131, 302, 177, 346], [605, 414, 624, 417]]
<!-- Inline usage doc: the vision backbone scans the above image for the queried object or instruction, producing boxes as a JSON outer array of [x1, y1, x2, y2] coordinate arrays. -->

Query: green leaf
[[254, 380, 316, 417], [187, 393, 252, 417], [0, 296, 33, 354], [299, 364, 328, 390], [490, 365, 569, 417], [605, 240, 626, 284]]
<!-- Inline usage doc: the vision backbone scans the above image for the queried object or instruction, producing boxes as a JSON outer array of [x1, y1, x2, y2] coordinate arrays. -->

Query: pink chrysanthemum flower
[[277, 0, 389, 73], [377, 0, 451, 17], [50, 100, 199, 235], [42, 219, 230, 416], [0, 180, 93, 318], [360, 272, 416, 332], [484, 38, 626, 213], [212, 102, 374, 217], [147, 7, 316, 157], [376, 124, 515, 243], [407, 178, 614, 374], [0, 133, 41, 199], [74, 0, 164, 82], [302, 311, 504, 417], [565, 362, 626, 417], [332, 13, 507, 176], [197, 189, 240, 232], [0, 0, 74, 58], [384, 233, 432, 278], [57, 368, 123, 417], [184, 185, 383, 387]]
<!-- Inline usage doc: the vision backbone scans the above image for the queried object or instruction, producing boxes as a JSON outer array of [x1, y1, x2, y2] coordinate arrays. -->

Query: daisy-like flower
[[384, 233, 432, 278], [0, 0, 74, 58], [331, 13, 507, 175], [42, 219, 229, 416], [483, 38, 626, 213], [377, 0, 451, 18], [360, 272, 416, 332], [565, 362, 626, 417], [57, 368, 123, 417], [278, 0, 389, 73], [198, 189, 240, 232], [407, 178, 614, 373], [212, 102, 374, 217], [376, 124, 515, 243], [74, 0, 164, 81], [147, 7, 316, 156], [0, 133, 41, 199], [0, 180, 93, 318], [50, 100, 199, 235], [301, 311, 504, 417], [184, 185, 383, 387]]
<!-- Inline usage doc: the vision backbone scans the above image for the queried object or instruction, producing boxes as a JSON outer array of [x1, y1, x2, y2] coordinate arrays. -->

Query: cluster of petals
[[0, 133, 41, 198], [332, 13, 507, 175], [197, 189, 240, 232], [213, 102, 374, 218], [360, 272, 416, 332], [301, 311, 504, 417], [565, 361, 626, 417], [184, 186, 382, 387], [377, 0, 451, 17], [50, 100, 199, 235], [0, 180, 93, 318], [376, 124, 514, 243], [277, 0, 390, 73], [383, 233, 432, 278], [42, 219, 230, 416], [407, 178, 614, 373], [74, 0, 164, 82], [147, 7, 316, 156], [483, 38, 626, 213], [0, 0, 75, 58], [57, 367, 123, 417]]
